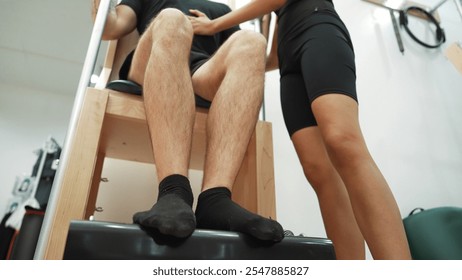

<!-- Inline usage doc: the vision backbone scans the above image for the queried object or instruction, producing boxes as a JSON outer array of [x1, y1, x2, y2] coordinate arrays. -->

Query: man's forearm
[[92, 0, 118, 19], [91, 0, 100, 21], [91, 0, 119, 40]]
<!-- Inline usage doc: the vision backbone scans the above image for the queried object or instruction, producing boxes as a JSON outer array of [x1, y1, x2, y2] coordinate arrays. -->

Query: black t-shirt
[[119, 0, 240, 71]]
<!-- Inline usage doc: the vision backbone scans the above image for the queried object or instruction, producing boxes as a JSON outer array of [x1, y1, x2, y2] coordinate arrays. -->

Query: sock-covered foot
[[195, 187, 284, 242], [133, 174, 195, 238]]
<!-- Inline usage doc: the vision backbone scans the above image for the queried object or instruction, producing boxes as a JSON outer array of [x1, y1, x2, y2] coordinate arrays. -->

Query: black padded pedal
[[106, 79, 142, 96], [63, 220, 335, 260]]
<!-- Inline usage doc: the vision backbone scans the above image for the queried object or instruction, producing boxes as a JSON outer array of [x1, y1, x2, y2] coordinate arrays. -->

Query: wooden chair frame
[[40, 30, 277, 259]]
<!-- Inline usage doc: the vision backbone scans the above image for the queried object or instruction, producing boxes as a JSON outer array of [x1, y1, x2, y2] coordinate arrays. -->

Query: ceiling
[[0, 0, 98, 95]]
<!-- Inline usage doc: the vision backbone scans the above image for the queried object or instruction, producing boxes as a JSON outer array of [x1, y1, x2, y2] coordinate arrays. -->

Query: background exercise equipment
[[403, 207, 462, 260], [399, 6, 446, 49], [0, 137, 61, 259]]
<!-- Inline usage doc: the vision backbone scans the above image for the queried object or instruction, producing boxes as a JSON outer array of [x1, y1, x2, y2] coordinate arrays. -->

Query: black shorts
[[119, 51, 212, 108], [119, 50, 209, 80], [278, 19, 357, 136]]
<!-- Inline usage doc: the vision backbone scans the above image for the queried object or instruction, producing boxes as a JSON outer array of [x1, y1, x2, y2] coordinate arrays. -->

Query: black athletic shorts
[[119, 50, 212, 108], [119, 50, 209, 80], [278, 14, 357, 136]]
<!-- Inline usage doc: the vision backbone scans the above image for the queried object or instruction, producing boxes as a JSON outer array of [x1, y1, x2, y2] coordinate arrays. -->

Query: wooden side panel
[[43, 88, 108, 259], [84, 152, 105, 219], [233, 121, 276, 219]]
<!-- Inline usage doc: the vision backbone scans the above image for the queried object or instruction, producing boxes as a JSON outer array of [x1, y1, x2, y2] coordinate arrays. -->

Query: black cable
[[399, 6, 446, 49]]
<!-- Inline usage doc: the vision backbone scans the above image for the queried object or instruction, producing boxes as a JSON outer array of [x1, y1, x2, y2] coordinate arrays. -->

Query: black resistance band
[[399, 6, 446, 49]]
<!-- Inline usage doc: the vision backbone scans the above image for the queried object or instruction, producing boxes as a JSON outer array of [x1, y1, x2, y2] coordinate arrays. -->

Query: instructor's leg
[[312, 94, 411, 259], [280, 73, 365, 259], [292, 127, 366, 259], [299, 23, 410, 259]]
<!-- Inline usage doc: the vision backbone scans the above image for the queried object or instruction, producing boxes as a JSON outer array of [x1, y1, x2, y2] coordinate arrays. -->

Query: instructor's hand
[[188, 9, 216, 35]]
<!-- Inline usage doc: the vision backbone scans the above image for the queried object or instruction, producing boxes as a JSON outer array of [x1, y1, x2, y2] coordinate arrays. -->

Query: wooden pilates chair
[[40, 29, 277, 259]]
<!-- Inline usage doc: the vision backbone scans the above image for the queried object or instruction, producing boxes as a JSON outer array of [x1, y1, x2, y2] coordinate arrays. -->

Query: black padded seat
[[63, 220, 336, 260], [106, 79, 212, 109]]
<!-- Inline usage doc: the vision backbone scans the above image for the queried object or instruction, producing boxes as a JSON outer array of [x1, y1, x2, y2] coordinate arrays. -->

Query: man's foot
[[133, 174, 195, 238], [195, 187, 284, 242]]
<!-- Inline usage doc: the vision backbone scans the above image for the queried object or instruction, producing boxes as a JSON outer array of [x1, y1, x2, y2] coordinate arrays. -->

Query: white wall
[[0, 0, 461, 259], [0, 84, 74, 214], [268, 0, 462, 258]]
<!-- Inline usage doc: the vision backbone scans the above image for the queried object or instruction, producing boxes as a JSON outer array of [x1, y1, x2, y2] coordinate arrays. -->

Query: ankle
[[158, 174, 193, 206]]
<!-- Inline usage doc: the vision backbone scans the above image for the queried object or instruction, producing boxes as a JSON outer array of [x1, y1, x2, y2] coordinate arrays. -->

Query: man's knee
[[226, 30, 267, 59], [148, 8, 193, 41]]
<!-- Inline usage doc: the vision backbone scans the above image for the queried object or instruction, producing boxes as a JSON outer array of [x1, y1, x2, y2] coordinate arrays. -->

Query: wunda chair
[[39, 25, 277, 259]]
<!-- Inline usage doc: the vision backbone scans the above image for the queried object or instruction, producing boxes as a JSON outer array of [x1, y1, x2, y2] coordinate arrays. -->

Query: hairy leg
[[312, 94, 411, 259], [192, 30, 266, 189], [191, 30, 283, 241], [129, 8, 195, 180], [128, 9, 196, 237], [291, 127, 365, 259]]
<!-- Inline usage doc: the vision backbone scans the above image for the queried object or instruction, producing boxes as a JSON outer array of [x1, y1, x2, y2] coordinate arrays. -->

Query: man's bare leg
[[191, 30, 284, 241], [128, 9, 196, 238]]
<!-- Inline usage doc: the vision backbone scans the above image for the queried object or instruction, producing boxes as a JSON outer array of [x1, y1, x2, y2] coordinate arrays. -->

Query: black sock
[[133, 174, 195, 238], [195, 187, 284, 242]]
